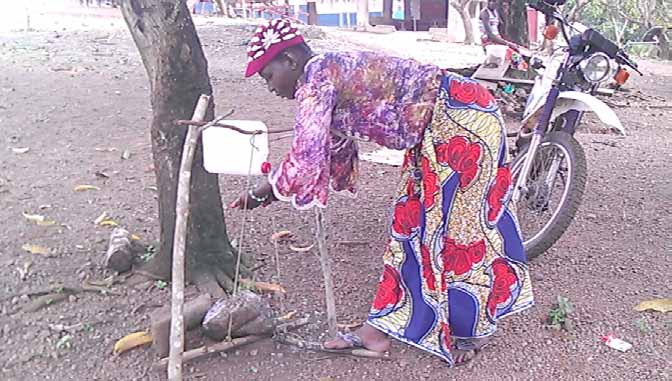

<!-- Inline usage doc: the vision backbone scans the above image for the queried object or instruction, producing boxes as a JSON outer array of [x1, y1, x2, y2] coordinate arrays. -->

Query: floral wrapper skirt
[[367, 75, 534, 366]]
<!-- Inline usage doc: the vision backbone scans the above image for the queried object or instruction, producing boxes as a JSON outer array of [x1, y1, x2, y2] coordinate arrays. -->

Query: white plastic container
[[202, 120, 269, 176]]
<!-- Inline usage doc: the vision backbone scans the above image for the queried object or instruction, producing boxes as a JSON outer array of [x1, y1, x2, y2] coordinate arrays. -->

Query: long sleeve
[[268, 79, 337, 209]]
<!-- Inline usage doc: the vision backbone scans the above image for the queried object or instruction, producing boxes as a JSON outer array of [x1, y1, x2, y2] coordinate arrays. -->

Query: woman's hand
[[507, 41, 521, 52], [229, 180, 275, 210]]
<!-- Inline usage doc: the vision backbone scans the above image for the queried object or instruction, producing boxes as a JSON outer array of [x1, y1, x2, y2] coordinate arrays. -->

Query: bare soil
[[1, 7, 671, 381]]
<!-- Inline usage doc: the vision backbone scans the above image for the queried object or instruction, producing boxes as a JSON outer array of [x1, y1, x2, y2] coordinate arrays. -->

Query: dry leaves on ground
[[634, 298, 672, 313], [113, 331, 153, 355]]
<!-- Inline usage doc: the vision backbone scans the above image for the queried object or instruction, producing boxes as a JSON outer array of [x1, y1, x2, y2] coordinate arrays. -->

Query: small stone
[[249, 349, 258, 356], [219, 352, 228, 359], [68, 295, 77, 303], [11, 296, 20, 305]]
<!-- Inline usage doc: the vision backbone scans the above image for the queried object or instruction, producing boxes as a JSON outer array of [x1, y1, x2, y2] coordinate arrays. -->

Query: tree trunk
[[498, 0, 529, 46], [213, 0, 225, 16], [383, 0, 393, 23], [357, 0, 370, 30], [659, 30, 670, 60], [452, 1, 475, 44], [306, 2, 318, 25], [119, 0, 244, 292]]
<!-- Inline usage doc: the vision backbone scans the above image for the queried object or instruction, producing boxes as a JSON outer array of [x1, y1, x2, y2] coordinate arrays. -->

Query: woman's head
[[245, 19, 313, 99], [259, 43, 312, 99]]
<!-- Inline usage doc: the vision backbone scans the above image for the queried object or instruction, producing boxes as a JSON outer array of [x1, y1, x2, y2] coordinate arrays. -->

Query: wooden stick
[[154, 318, 310, 370], [314, 208, 337, 338], [174, 119, 294, 135], [168, 95, 210, 381], [275, 335, 391, 360]]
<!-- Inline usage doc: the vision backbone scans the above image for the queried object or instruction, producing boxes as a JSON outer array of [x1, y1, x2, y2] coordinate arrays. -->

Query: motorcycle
[[509, 0, 642, 259]]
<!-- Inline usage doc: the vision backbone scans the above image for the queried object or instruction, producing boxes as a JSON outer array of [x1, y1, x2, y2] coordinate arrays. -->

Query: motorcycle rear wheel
[[511, 131, 587, 260]]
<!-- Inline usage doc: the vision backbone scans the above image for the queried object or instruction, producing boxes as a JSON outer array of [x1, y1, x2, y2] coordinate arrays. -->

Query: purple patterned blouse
[[269, 51, 441, 209]]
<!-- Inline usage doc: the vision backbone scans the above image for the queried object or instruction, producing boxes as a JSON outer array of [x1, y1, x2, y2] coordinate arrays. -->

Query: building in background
[[239, 0, 542, 44]]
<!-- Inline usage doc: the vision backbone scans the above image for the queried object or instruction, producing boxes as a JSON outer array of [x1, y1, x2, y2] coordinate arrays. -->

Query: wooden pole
[[168, 95, 211, 381], [314, 208, 337, 338]]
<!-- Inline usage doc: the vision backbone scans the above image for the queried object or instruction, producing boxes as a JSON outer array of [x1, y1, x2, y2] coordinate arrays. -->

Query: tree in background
[[451, 0, 475, 44], [498, 0, 529, 46], [563, 0, 670, 59]]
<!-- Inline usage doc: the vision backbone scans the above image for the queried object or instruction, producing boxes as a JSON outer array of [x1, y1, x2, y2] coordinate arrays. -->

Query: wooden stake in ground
[[314, 208, 337, 338], [168, 95, 211, 381]]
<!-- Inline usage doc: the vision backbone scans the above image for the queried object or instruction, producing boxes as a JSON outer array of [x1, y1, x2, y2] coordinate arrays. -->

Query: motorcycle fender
[[520, 91, 625, 135]]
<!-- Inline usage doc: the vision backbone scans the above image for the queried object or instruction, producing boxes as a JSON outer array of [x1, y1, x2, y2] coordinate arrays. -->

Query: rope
[[271, 215, 285, 315], [227, 134, 257, 340]]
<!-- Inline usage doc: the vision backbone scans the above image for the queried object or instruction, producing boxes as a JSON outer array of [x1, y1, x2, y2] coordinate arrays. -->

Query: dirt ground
[[1, 6, 671, 381]]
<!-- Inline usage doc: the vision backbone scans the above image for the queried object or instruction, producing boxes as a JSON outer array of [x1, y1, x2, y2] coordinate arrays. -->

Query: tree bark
[[357, 0, 370, 30], [307, 1, 318, 25], [383, 0, 393, 23], [119, 0, 243, 290], [498, 0, 529, 46], [452, 0, 475, 44]]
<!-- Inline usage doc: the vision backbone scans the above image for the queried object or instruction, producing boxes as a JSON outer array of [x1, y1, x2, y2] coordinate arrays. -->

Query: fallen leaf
[[130, 234, 141, 241], [22, 212, 57, 226], [22, 212, 46, 223], [11, 147, 30, 154], [113, 331, 152, 355], [74, 185, 100, 192], [278, 311, 297, 321], [634, 298, 672, 313], [94, 147, 117, 152], [289, 243, 315, 253], [99, 220, 119, 227], [94, 212, 108, 225], [121, 149, 131, 160], [21, 244, 52, 256], [270, 230, 293, 242], [246, 280, 286, 294]]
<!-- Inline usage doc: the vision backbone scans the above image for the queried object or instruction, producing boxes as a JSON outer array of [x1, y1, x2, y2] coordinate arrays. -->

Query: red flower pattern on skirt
[[391, 192, 422, 238], [449, 79, 495, 108], [372, 264, 405, 311], [441, 238, 487, 280], [436, 136, 482, 189], [440, 322, 452, 349], [420, 244, 437, 291], [487, 258, 519, 317], [420, 157, 439, 210], [486, 166, 512, 224]]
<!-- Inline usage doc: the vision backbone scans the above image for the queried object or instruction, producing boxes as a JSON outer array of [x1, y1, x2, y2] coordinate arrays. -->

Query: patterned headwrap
[[244, 18, 305, 78]]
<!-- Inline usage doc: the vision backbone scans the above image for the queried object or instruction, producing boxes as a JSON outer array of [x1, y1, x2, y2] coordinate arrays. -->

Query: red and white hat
[[245, 19, 305, 78]]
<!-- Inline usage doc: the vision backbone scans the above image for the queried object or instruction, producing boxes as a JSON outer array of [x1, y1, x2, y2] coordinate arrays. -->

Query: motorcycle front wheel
[[510, 131, 587, 260]]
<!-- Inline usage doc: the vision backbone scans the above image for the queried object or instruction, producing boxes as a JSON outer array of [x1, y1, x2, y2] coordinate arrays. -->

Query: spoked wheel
[[511, 131, 587, 260]]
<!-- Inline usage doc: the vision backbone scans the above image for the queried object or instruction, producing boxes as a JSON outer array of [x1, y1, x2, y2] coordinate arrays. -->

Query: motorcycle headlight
[[579, 53, 611, 83]]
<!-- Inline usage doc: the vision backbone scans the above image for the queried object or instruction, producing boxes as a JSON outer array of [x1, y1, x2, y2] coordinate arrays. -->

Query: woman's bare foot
[[452, 337, 490, 366], [323, 323, 391, 352]]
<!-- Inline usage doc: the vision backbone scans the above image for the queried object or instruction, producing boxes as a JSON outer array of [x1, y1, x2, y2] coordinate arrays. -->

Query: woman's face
[[259, 54, 300, 100]]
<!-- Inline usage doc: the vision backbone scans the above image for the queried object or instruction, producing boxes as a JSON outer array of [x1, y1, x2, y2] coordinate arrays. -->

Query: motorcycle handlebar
[[616, 51, 643, 75]]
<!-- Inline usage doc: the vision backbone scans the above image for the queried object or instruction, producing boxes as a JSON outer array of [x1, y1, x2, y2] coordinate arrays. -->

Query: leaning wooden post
[[314, 208, 337, 338], [168, 95, 211, 381]]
